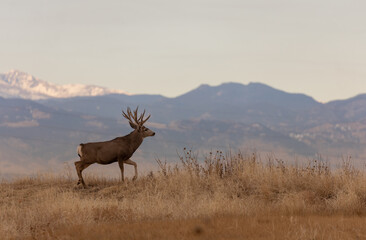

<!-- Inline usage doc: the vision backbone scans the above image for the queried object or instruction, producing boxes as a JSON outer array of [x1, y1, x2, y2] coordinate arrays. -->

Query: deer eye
[[145, 128, 149, 131]]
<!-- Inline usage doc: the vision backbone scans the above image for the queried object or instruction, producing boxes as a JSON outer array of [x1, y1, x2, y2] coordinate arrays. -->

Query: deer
[[75, 107, 155, 187]]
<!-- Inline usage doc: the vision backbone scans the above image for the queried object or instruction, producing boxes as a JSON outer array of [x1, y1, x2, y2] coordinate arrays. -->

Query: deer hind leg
[[118, 159, 125, 182], [74, 161, 91, 188], [124, 159, 138, 181]]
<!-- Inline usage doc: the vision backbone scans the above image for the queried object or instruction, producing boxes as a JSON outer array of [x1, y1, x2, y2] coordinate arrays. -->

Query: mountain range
[[0, 70, 365, 178], [0, 70, 126, 100]]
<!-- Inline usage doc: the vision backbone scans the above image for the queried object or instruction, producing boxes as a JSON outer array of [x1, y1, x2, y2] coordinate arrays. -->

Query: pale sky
[[1, 0, 365, 102]]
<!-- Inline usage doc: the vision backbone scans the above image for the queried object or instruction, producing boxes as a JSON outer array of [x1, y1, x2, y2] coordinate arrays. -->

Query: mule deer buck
[[75, 107, 155, 187]]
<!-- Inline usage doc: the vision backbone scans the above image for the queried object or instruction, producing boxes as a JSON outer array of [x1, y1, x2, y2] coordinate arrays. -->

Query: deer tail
[[77, 144, 83, 158]]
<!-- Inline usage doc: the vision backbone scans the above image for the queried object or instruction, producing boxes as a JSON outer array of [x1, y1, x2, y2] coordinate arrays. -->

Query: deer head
[[122, 107, 155, 138]]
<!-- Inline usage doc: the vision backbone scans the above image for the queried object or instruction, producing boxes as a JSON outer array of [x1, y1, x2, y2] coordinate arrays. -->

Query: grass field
[[1, 151, 366, 239]]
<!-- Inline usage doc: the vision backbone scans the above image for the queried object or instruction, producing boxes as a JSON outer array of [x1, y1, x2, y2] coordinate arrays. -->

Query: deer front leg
[[124, 159, 138, 181], [118, 159, 125, 182]]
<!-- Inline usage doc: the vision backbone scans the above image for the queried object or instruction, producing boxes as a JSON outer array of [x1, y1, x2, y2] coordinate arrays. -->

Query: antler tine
[[141, 114, 151, 126], [132, 107, 139, 124], [122, 107, 133, 122], [128, 107, 133, 118], [127, 107, 133, 119], [138, 109, 146, 122], [128, 107, 137, 124]]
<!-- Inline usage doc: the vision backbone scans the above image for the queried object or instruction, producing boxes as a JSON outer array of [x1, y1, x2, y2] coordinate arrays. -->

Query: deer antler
[[122, 107, 151, 126]]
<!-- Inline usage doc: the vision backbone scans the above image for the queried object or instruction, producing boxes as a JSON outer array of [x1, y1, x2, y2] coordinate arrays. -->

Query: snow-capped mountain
[[0, 70, 127, 100]]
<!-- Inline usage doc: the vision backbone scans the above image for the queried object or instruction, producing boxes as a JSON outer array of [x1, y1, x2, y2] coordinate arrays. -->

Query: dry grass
[[1, 151, 366, 239]]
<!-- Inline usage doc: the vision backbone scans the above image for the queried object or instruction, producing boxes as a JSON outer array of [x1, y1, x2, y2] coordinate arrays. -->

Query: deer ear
[[129, 121, 138, 129]]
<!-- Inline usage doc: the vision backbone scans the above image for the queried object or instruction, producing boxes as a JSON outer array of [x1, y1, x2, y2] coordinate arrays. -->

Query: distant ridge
[[0, 70, 127, 100], [174, 82, 320, 111]]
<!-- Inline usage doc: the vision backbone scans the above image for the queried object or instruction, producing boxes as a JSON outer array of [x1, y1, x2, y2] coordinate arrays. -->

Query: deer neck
[[128, 130, 143, 150]]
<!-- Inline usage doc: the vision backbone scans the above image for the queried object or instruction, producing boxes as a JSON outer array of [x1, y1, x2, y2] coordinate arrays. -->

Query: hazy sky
[[1, 0, 365, 102]]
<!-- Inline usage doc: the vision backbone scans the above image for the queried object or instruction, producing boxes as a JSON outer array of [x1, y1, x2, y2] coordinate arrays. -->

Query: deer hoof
[[132, 176, 137, 181]]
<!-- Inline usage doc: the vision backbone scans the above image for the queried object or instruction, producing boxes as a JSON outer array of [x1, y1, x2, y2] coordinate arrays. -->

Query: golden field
[[1, 151, 366, 239]]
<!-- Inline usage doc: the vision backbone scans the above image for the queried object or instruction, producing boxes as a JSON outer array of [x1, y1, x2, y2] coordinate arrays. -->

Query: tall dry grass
[[1, 150, 366, 239]]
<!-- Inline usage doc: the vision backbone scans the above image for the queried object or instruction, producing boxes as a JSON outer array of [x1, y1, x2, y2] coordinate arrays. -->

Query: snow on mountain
[[0, 70, 127, 99]]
